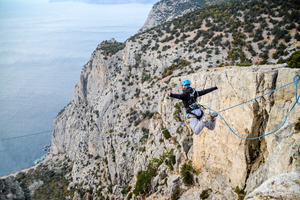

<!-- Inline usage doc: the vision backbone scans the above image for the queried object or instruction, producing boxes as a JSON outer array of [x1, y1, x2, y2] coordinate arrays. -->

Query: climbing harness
[[184, 87, 205, 120], [186, 88, 199, 109], [186, 113, 197, 119], [186, 104, 205, 120]]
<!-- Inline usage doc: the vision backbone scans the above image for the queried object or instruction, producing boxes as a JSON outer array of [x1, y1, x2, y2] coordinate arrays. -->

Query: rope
[[218, 82, 294, 113], [203, 74, 300, 140], [1, 128, 70, 141], [2, 130, 53, 141]]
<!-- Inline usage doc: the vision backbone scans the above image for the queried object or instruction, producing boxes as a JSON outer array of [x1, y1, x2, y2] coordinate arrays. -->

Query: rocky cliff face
[[2, 64, 299, 200], [49, 38, 300, 199], [1, 0, 300, 199]]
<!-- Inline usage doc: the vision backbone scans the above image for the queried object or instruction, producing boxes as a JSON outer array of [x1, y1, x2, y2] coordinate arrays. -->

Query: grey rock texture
[[245, 173, 300, 200], [1, 0, 300, 198], [50, 49, 300, 198]]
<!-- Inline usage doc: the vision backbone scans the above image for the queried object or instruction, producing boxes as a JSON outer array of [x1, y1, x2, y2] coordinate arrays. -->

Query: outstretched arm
[[197, 86, 221, 96], [167, 90, 188, 100]]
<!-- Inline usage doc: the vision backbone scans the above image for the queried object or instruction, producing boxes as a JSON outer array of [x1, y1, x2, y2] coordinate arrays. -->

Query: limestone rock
[[0, 177, 26, 200], [167, 175, 181, 196], [1, 1, 300, 198], [245, 173, 300, 200], [179, 136, 193, 158], [48, 59, 299, 199]]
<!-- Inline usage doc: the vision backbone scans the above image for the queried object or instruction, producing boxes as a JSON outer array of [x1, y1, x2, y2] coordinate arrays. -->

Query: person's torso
[[182, 87, 198, 111]]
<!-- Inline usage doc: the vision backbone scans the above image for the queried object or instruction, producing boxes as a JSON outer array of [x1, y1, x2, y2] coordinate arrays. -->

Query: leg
[[205, 119, 216, 130], [189, 118, 206, 135], [189, 108, 206, 135]]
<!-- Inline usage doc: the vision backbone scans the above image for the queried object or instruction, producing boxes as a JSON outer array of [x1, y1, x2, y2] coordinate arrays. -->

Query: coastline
[[0, 154, 52, 179]]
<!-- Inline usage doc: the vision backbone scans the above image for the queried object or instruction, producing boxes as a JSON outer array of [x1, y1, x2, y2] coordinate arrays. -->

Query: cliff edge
[[1, 0, 300, 199]]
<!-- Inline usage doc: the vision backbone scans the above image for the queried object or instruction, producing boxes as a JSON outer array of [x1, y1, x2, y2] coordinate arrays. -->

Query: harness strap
[[186, 105, 205, 120], [186, 113, 197, 119]]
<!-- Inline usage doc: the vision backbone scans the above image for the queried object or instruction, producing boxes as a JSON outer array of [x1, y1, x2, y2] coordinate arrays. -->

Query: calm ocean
[[0, 0, 153, 176]]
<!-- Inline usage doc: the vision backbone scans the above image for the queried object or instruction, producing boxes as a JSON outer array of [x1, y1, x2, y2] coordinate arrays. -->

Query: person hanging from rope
[[167, 79, 221, 135]]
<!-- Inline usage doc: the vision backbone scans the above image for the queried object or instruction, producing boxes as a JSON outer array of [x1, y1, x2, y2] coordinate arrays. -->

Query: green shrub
[[295, 117, 300, 131], [173, 102, 183, 122], [180, 163, 195, 186], [173, 110, 181, 122], [142, 110, 154, 119], [139, 147, 146, 152], [171, 188, 181, 200], [277, 50, 300, 68], [235, 186, 247, 200], [127, 192, 133, 200], [126, 186, 132, 194], [133, 166, 156, 195], [134, 119, 141, 126], [200, 189, 210, 199], [140, 134, 149, 144], [165, 155, 176, 170], [98, 40, 125, 57], [133, 150, 176, 195], [174, 102, 183, 110], [121, 185, 132, 195], [163, 128, 171, 139], [30, 161, 73, 199], [162, 60, 190, 78], [239, 61, 253, 67]]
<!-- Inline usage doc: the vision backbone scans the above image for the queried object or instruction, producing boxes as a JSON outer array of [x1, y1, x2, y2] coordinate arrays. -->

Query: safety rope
[[204, 74, 300, 140], [2, 130, 53, 141]]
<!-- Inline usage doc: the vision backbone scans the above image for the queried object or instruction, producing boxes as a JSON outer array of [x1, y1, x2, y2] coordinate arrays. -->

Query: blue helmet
[[181, 79, 191, 87]]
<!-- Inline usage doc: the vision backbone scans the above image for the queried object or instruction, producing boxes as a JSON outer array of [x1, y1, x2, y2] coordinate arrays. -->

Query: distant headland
[[49, 0, 158, 4]]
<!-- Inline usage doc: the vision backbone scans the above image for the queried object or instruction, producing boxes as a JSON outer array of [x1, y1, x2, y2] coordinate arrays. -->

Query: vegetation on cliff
[[133, 0, 300, 68], [1, 0, 299, 199], [0, 158, 74, 200], [278, 50, 300, 68], [97, 39, 125, 58]]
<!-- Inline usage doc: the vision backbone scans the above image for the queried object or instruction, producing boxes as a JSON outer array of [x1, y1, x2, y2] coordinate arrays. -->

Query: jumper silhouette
[[167, 79, 221, 135]]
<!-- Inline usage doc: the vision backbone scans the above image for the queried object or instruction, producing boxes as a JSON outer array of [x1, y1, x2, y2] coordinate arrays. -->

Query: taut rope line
[[204, 74, 300, 140]]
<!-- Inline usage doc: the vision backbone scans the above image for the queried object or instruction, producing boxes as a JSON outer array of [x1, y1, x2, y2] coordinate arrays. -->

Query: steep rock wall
[[50, 40, 300, 198], [160, 66, 300, 198]]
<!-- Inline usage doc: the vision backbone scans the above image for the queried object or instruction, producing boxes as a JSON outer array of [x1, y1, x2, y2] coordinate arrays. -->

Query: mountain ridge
[[49, 0, 158, 4], [139, 0, 231, 32]]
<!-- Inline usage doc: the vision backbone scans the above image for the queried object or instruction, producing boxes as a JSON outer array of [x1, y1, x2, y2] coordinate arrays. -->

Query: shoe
[[202, 112, 218, 123], [202, 115, 211, 123], [209, 111, 218, 121]]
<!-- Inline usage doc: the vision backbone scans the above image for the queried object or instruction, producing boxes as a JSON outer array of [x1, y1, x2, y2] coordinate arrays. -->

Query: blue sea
[[0, 0, 153, 176]]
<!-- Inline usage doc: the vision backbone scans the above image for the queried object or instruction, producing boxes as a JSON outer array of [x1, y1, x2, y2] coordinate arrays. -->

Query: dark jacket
[[170, 86, 218, 113]]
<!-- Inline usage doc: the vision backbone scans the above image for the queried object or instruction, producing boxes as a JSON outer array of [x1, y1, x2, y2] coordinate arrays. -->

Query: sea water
[[0, 0, 153, 176]]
